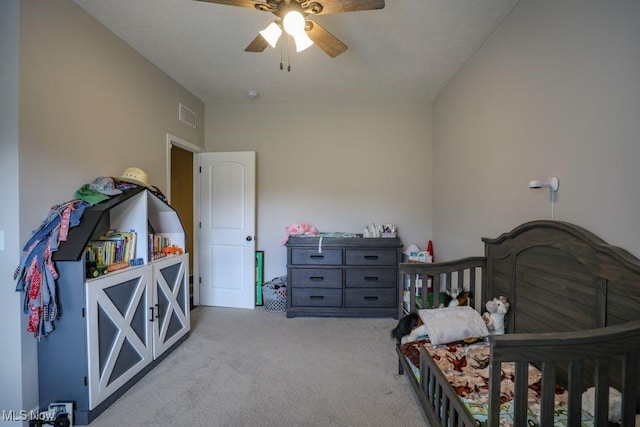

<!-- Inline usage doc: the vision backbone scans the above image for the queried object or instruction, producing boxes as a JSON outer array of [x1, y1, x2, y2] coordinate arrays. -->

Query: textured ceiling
[[73, 0, 519, 104]]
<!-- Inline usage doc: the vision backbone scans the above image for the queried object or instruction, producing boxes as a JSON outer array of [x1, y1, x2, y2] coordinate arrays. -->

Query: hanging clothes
[[14, 199, 90, 339]]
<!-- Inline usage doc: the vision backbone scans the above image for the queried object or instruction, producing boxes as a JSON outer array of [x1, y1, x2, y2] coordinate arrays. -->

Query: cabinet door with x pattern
[[86, 266, 153, 410], [151, 253, 190, 358]]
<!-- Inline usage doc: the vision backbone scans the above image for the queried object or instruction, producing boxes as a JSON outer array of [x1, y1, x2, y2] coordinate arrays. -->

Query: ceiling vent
[[179, 103, 197, 128]]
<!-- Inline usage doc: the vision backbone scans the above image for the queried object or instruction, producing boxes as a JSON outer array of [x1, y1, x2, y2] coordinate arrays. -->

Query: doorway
[[166, 134, 201, 307]]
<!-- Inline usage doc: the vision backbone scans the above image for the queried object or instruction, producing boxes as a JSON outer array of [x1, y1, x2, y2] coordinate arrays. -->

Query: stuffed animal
[[390, 312, 430, 345], [442, 289, 472, 307], [392, 292, 473, 345], [282, 223, 319, 244], [482, 296, 509, 334], [402, 324, 429, 344], [391, 312, 424, 344], [581, 387, 622, 423], [581, 387, 640, 425]]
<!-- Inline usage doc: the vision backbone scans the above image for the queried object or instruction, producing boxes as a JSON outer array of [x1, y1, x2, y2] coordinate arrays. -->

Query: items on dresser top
[[363, 223, 397, 238]]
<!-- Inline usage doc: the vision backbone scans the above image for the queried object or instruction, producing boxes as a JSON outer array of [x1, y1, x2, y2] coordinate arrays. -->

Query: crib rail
[[488, 319, 640, 426], [398, 257, 486, 317], [419, 346, 477, 427]]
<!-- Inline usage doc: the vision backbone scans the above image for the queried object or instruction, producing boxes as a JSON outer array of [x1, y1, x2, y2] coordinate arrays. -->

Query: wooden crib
[[396, 220, 640, 426]]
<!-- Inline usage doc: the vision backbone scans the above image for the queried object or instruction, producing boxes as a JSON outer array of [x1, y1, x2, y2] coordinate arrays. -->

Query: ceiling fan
[[195, 0, 385, 58]]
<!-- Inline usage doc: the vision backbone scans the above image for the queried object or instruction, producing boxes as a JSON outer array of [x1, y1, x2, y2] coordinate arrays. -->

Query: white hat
[[117, 167, 156, 190]]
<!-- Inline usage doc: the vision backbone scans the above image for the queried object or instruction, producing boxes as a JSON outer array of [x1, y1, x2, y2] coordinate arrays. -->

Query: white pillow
[[418, 306, 489, 345]]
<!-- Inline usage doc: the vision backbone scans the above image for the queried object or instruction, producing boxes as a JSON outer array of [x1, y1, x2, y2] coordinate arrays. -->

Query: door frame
[[166, 133, 202, 305]]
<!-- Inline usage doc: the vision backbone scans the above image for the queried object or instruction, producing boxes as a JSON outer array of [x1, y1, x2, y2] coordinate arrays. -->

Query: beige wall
[[6, 0, 205, 413], [205, 102, 433, 279], [19, 0, 204, 244], [433, 0, 640, 260]]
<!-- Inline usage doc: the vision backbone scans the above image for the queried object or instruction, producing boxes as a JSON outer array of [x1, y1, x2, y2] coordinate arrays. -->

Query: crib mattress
[[399, 339, 595, 427]]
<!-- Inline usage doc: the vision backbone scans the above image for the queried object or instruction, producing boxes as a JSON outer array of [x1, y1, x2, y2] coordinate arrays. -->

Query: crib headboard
[[482, 220, 640, 334]]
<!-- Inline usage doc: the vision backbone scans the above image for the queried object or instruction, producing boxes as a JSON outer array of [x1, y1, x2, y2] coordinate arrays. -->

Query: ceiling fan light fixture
[[259, 22, 282, 48], [199, 0, 383, 58], [283, 10, 305, 36], [292, 31, 314, 52]]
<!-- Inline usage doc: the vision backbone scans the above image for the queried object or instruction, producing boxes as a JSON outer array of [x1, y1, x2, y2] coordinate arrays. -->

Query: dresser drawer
[[290, 249, 342, 265], [345, 288, 396, 308], [290, 268, 342, 288], [345, 268, 396, 288], [345, 249, 397, 266], [291, 288, 342, 307]]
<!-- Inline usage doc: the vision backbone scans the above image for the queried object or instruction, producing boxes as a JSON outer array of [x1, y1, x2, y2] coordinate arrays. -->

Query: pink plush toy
[[282, 223, 319, 244]]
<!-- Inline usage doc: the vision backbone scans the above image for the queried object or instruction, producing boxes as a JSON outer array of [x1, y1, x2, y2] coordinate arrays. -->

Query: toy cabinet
[[40, 187, 190, 424]]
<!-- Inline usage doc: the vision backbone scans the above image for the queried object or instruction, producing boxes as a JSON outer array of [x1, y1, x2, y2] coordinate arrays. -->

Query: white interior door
[[198, 151, 256, 309]]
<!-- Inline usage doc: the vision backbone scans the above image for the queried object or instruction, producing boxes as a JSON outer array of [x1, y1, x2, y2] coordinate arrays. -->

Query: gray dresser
[[286, 236, 402, 318]]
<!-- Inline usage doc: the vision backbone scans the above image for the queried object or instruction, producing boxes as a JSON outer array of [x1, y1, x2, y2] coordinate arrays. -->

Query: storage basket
[[263, 276, 287, 313]]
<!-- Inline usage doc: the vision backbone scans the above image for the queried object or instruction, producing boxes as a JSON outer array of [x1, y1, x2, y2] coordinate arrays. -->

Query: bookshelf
[[42, 187, 190, 424], [53, 187, 185, 268]]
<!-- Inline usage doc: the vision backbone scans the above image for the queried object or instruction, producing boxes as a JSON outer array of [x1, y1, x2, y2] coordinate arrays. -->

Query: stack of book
[[85, 229, 137, 268], [148, 233, 171, 260]]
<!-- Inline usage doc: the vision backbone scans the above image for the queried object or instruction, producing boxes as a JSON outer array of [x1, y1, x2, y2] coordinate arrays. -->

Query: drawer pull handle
[[310, 295, 324, 300], [364, 255, 379, 260], [310, 255, 324, 259], [309, 277, 324, 281], [364, 276, 379, 281], [364, 296, 379, 301]]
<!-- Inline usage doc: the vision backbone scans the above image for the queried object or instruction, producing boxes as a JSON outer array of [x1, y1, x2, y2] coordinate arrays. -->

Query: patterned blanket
[[400, 339, 594, 426]]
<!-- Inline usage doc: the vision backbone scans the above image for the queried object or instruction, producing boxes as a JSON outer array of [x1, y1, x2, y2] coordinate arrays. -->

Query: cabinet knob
[[246, 236, 253, 242]]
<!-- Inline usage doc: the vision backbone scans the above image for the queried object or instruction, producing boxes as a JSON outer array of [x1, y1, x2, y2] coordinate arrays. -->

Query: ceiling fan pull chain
[[280, 37, 284, 70], [287, 35, 291, 72]]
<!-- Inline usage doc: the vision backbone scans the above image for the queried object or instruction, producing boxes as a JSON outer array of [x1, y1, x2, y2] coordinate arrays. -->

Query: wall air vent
[[179, 103, 197, 128]]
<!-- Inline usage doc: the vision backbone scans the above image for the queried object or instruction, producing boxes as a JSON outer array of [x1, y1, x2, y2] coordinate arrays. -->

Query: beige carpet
[[88, 306, 427, 426]]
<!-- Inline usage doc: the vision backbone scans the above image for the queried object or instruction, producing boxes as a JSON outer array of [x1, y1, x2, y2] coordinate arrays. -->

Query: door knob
[[246, 236, 253, 241]]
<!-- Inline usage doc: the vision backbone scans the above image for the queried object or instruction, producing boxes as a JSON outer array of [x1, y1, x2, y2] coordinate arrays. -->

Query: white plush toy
[[482, 296, 509, 334], [580, 387, 640, 425], [581, 387, 621, 423]]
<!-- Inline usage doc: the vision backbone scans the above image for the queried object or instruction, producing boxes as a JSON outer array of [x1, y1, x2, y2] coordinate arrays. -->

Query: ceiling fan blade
[[306, 0, 385, 15], [194, 0, 271, 11], [245, 34, 269, 52], [306, 20, 347, 57]]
